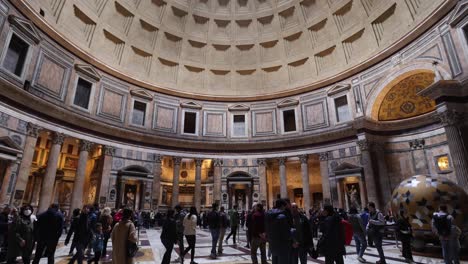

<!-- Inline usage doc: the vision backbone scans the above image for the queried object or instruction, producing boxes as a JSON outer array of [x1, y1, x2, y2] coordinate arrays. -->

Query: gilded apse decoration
[[378, 73, 436, 121], [390, 175, 468, 237]]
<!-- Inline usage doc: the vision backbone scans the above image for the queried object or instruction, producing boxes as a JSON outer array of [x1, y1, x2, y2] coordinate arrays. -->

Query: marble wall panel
[[153, 103, 178, 133], [301, 100, 329, 131], [252, 109, 276, 136], [203, 111, 226, 137]]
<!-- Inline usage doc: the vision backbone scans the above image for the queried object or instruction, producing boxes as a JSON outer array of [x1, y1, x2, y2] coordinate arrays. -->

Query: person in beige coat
[[111, 209, 138, 264]]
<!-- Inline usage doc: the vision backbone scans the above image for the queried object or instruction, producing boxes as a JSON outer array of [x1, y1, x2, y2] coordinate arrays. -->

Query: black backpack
[[433, 214, 451, 237]]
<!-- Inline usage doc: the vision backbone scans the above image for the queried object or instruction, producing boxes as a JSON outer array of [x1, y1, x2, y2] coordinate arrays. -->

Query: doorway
[[227, 172, 253, 211]]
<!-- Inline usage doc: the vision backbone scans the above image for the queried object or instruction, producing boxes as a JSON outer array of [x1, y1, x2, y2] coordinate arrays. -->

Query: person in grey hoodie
[[348, 207, 367, 263]]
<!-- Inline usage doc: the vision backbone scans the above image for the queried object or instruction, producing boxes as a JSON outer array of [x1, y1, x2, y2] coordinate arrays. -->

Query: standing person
[[245, 205, 256, 249], [32, 204, 64, 264], [318, 205, 345, 264], [361, 207, 372, 247], [6, 205, 35, 264], [65, 208, 81, 256], [173, 205, 186, 263], [396, 211, 413, 264], [69, 205, 92, 264], [206, 203, 220, 259], [290, 203, 313, 264], [367, 202, 386, 264], [432, 204, 454, 264], [449, 220, 461, 264], [181, 207, 198, 264], [266, 199, 291, 264], [348, 207, 367, 263], [87, 223, 104, 264], [250, 204, 267, 264], [161, 210, 177, 264], [99, 207, 113, 258], [225, 205, 239, 245], [0, 206, 11, 262], [111, 208, 138, 264], [217, 207, 228, 255], [240, 210, 245, 229]]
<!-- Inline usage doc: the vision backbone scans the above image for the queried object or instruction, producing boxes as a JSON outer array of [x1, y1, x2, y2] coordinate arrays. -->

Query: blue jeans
[[373, 231, 385, 263], [441, 240, 451, 264], [353, 234, 367, 258], [210, 228, 220, 256]]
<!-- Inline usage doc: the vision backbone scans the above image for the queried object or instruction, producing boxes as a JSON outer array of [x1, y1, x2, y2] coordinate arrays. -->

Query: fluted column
[[70, 140, 92, 212], [152, 155, 162, 210], [357, 138, 379, 207], [318, 152, 331, 205], [437, 110, 468, 189], [97, 145, 114, 207], [278, 157, 287, 198], [171, 157, 181, 208], [14, 123, 41, 204], [257, 158, 267, 205], [194, 158, 203, 212], [213, 159, 222, 205], [300, 155, 311, 212], [38, 132, 64, 213]]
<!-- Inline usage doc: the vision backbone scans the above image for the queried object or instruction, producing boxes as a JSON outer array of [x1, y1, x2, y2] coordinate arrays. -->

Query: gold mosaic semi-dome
[[391, 175, 468, 239], [14, 0, 452, 99]]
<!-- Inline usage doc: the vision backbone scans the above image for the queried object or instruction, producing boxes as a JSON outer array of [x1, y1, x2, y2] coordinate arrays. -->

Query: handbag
[[126, 223, 139, 258]]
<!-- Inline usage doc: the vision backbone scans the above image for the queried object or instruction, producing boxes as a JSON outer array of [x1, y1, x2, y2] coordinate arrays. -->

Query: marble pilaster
[[257, 158, 267, 205], [152, 155, 162, 210], [171, 157, 181, 208], [318, 152, 331, 205], [194, 158, 203, 212], [278, 157, 287, 199], [299, 155, 311, 212], [97, 145, 114, 207], [70, 140, 92, 213], [213, 159, 222, 205], [357, 138, 379, 208]]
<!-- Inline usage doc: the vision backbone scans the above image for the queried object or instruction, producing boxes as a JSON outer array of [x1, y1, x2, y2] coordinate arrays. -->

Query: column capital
[[153, 154, 162, 163], [79, 140, 93, 152], [173, 156, 182, 165], [357, 139, 371, 151], [51, 132, 65, 145], [257, 158, 266, 166], [278, 157, 287, 165], [409, 139, 425, 150], [299, 154, 308, 164], [103, 145, 115, 156], [195, 158, 203, 166], [436, 110, 464, 127], [319, 152, 329, 161], [213, 158, 223, 167], [26, 123, 41, 138]]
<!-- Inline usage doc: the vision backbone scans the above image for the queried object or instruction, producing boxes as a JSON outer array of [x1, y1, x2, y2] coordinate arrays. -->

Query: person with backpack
[[206, 203, 220, 259], [290, 203, 313, 264], [250, 203, 267, 264], [361, 207, 372, 247], [87, 223, 104, 264], [225, 205, 239, 245], [396, 211, 413, 264], [68, 205, 92, 264], [32, 204, 64, 264], [173, 205, 186, 263], [265, 199, 292, 264], [367, 202, 386, 264], [182, 207, 198, 264], [317, 205, 346, 264], [432, 204, 454, 264], [217, 206, 229, 255], [349, 207, 367, 263]]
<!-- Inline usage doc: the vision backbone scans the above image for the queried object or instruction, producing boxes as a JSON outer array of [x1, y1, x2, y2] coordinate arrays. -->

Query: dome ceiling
[[18, 0, 451, 100]]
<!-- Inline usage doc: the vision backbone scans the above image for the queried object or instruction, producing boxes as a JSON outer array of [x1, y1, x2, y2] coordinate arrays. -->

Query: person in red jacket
[[341, 213, 354, 246]]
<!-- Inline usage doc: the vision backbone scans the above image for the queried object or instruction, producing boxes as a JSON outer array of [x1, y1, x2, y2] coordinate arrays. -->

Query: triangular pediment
[[449, 0, 468, 26], [228, 104, 250, 111], [277, 98, 298, 108], [180, 101, 202, 109], [75, 64, 101, 82], [333, 162, 362, 173], [8, 15, 41, 44], [130, 89, 153, 100], [0, 136, 23, 158], [327, 83, 351, 96]]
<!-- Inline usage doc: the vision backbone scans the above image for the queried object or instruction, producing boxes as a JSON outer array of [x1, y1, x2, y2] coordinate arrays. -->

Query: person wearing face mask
[[6, 205, 35, 264]]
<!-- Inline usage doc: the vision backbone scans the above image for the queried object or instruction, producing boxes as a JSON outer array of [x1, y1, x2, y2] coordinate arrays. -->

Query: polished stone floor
[[38, 227, 466, 264]]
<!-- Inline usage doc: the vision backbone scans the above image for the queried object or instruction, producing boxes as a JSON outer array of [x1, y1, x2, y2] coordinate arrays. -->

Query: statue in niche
[[347, 184, 361, 209]]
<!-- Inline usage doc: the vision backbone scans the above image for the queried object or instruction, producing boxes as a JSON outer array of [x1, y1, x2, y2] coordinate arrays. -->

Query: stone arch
[[118, 165, 151, 177], [226, 171, 253, 179]]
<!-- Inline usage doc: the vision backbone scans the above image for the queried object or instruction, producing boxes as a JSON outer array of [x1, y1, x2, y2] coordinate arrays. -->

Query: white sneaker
[[357, 256, 366, 263]]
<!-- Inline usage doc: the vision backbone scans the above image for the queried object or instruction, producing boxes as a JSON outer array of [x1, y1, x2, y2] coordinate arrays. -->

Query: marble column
[[97, 146, 114, 207], [213, 159, 222, 205], [257, 158, 267, 205], [299, 155, 311, 212], [437, 110, 468, 189], [14, 123, 41, 204], [358, 178, 368, 208], [318, 152, 331, 205], [278, 157, 288, 199], [152, 154, 162, 210], [0, 161, 18, 205], [357, 139, 379, 207], [37, 132, 64, 213], [171, 157, 182, 208], [70, 140, 92, 213], [194, 158, 203, 212]]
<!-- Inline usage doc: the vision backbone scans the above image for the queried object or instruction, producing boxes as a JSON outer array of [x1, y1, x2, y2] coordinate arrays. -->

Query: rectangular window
[[233, 114, 246, 136], [183, 112, 197, 134], [67, 144, 74, 154], [3, 34, 29, 77], [73, 78, 92, 109], [132, 101, 147, 126], [464, 24, 468, 43], [283, 109, 296, 132], [335, 96, 351, 122]]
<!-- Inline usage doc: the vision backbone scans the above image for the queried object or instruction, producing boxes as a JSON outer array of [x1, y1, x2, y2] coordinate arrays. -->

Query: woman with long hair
[[161, 209, 177, 264], [182, 206, 198, 264], [6, 205, 34, 264], [111, 209, 138, 264]]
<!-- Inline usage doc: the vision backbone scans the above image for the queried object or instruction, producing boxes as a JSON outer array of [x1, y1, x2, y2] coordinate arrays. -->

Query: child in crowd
[[88, 223, 104, 264]]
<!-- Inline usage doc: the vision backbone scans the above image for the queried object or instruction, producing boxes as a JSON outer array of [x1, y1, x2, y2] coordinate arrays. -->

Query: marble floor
[[36, 227, 466, 264]]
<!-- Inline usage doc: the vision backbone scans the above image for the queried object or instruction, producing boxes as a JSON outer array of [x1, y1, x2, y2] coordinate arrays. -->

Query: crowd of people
[[0, 200, 463, 264]]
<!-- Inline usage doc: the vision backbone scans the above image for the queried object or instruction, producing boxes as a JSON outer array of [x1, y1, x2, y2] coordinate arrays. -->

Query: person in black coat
[[291, 203, 314, 264], [160, 209, 177, 264], [65, 208, 81, 256], [396, 211, 413, 263], [318, 205, 345, 264], [68, 205, 92, 264], [32, 204, 64, 264]]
